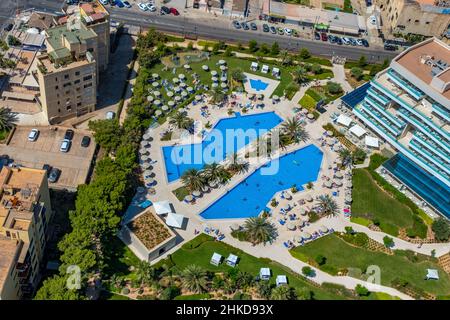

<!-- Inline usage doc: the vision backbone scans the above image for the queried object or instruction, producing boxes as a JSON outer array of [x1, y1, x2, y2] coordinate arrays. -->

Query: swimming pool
[[162, 112, 283, 182], [200, 144, 323, 219], [249, 79, 269, 91]]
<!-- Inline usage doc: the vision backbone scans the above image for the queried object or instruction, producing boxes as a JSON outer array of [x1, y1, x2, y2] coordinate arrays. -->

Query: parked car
[[3, 24, 13, 32], [250, 22, 257, 30], [138, 2, 148, 10], [262, 24, 269, 32], [123, 1, 131, 8], [328, 35, 336, 43], [335, 36, 343, 45], [342, 37, 351, 45], [106, 111, 115, 119], [64, 129, 74, 141], [116, 0, 124, 7], [232, 20, 241, 29], [320, 33, 328, 41], [147, 4, 156, 11], [169, 7, 179, 15], [160, 6, 170, 14], [109, 0, 116, 6], [349, 38, 357, 46], [42, 164, 52, 175], [60, 139, 71, 153], [284, 28, 292, 36], [356, 39, 364, 46], [314, 32, 321, 40], [241, 22, 249, 30], [270, 26, 277, 34], [28, 129, 39, 142], [277, 27, 284, 35], [384, 43, 398, 51], [100, 0, 109, 5], [361, 39, 369, 47], [48, 168, 61, 183], [81, 136, 91, 148]]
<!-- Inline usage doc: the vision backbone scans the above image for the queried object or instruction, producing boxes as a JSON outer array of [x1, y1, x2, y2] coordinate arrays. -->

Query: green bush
[[432, 218, 450, 241], [299, 94, 317, 110]]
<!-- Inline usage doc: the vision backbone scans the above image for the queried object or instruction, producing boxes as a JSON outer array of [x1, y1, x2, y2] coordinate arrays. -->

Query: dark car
[[262, 24, 269, 32], [320, 33, 328, 41], [42, 164, 52, 175], [250, 22, 257, 30], [109, 0, 116, 5], [48, 168, 61, 183], [270, 26, 276, 34], [160, 6, 170, 14], [335, 36, 343, 45], [64, 129, 74, 141], [384, 43, 398, 51], [314, 32, 321, 40], [169, 7, 180, 15], [232, 20, 241, 29], [241, 22, 249, 30], [116, 0, 124, 7], [328, 35, 336, 43], [3, 23, 13, 32], [81, 136, 91, 148], [361, 39, 369, 47], [349, 38, 357, 46]]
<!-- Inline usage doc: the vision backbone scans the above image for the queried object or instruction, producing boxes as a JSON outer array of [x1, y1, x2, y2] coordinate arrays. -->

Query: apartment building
[[0, 167, 53, 300], [349, 37, 450, 217], [377, 0, 450, 38]]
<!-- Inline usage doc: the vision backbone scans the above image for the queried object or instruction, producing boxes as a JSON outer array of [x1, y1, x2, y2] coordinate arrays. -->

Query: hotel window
[[83, 75, 93, 81], [84, 82, 92, 88], [75, 71, 80, 76], [55, 85, 59, 90], [66, 105, 72, 111], [64, 74, 69, 80], [63, 82, 71, 88], [74, 79, 80, 84]]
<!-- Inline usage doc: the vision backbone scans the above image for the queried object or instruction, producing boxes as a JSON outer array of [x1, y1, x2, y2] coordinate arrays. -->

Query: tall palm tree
[[210, 88, 226, 104], [316, 194, 339, 217], [337, 148, 353, 168], [169, 111, 194, 130], [243, 217, 277, 245], [231, 68, 245, 83], [270, 285, 297, 300], [0, 107, 17, 131], [135, 261, 158, 288], [268, 128, 290, 151], [235, 271, 253, 289], [181, 169, 205, 192], [227, 153, 249, 174], [281, 117, 309, 143], [109, 274, 124, 290], [292, 66, 308, 84], [180, 264, 208, 293], [202, 162, 230, 184]]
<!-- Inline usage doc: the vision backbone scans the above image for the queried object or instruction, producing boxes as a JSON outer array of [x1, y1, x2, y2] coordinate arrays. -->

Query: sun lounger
[[279, 219, 286, 225], [283, 242, 289, 248]]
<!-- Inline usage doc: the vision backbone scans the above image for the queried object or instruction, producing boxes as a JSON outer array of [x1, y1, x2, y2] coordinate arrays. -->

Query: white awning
[[210, 252, 222, 265], [260, 268, 271, 278], [365, 136, 379, 148], [227, 254, 238, 264], [272, 67, 280, 74], [426, 269, 439, 280], [261, 65, 269, 72], [349, 124, 367, 138], [336, 114, 352, 127], [153, 200, 172, 215], [166, 213, 185, 228], [276, 275, 287, 285], [251, 62, 258, 68]]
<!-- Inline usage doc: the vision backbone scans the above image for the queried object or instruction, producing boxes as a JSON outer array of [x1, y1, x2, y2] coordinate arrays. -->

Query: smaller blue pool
[[249, 79, 269, 91]]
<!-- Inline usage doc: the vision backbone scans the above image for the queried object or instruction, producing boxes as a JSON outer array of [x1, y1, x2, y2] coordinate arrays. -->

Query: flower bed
[[128, 211, 173, 250]]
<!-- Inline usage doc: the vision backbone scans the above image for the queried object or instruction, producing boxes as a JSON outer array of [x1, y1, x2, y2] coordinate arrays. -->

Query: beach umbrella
[[327, 130, 334, 137], [307, 113, 314, 119], [162, 105, 169, 111], [345, 195, 352, 203], [209, 181, 218, 188], [211, 70, 218, 76], [147, 95, 154, 102], [201, 185, 210, 193], [306, 195, 313, 202], [299, 208, 307, 216], [174, 96, 182, 102], [220, 82, 228, 89], [143, 133, 151, 140], [218, 59, 226, 65], [284, 192, 292, 200], [152, 81, 159, 88], [220, 65, 227, 71], [298, 220, 305, 228], [211, 76, 219, 82], [320, 225, 329, 233], [272, 95, 279, 101], [327, 139, 334, 146], [184, 64, 191, 69], [140, 154, 149, 161], [152, 73, 159, 79], [139, 149, 149, 156], [347, 182, 353, 188], [167, 91, 174, 97], [187, 86, 194, 93], [154, 99, 161, 106], [154, 110, 162, 117], [174, 86, 181, 93], [178, 74, 186, 80], [286, 222, 296, 231], [145, 178, 155, 185], [192, 190, 202, 197], [257, 94, 264, 100], [335, 171, 343, 179], [172, 77, 179, 83], [180, 82, 187, 88], [153, 91, 161, 97], [181, 91, 188, 98], [248, 93, 255, 99], [168, 101, 175, 107], [294, 236, 303, 243], [324, 180, 332, 188], [141, 162, 152, 169], [302, 215, 310, 222], [178, 108, 186, 114], [220, 76, 227, 82], [301, 232, 312, 240], [334, 180, 343, 187], [195, 95, 202, 101], [140, 140, 149, 146], [143, 170, 152, 177], [202, 65, 209, 71], [212, 82, 219, 88], [184, 195, 194, 202]]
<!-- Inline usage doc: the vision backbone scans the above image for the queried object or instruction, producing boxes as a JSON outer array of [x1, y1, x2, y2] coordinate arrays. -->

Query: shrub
[[326, 81, 343, 95], [271, 42, 280, 55], [383, 236, 394, 248], [299, 48, 311, 59], [248, 40, 258, 52], [315, 254, 326, 266], [355, 284, 370, 296], [432, 218, 450, 241], [351, 67, 364, 81], [159, 286, 181, 300], [311, 64, 323, 74], [302, 266, 314, 277]]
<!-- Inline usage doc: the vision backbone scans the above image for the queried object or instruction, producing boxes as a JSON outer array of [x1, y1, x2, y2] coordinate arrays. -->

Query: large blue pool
[[162, 112, 283, 182], [200, 144, 323, 219], [249, 79, 269, 91]]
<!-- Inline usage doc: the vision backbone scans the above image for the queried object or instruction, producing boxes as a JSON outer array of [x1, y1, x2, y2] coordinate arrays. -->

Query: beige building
[[377, 0, 450, 38], [0, 167, 53, 300]]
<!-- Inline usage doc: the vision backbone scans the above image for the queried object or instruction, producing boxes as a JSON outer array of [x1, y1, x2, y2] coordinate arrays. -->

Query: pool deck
[[243, 73, 280, 96]]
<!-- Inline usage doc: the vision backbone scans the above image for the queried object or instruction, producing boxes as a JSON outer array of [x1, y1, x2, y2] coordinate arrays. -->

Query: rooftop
[[26, 12, 57, 31], [0, 237, 21, 293], [79, 1, 109, 24]]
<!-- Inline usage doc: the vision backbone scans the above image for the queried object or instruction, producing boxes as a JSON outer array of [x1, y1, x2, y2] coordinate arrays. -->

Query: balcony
[[361, 103, 402, 136], [364, 96, 405, 128], [367, 87, 390, 105], [413, 133, 450, 165], [409, 140, 450, 175], [432, 104, 450, 122], [387, 69, 424, 100]]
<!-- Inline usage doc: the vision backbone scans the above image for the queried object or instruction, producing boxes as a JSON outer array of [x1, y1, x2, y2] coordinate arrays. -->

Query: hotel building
[[348, 37, 450, 217]]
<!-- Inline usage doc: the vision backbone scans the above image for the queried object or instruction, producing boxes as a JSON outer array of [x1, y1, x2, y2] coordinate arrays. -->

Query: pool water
[[200, 144, 323, 219], [249, 79, 269, 91], [162, 112, 283, 182]]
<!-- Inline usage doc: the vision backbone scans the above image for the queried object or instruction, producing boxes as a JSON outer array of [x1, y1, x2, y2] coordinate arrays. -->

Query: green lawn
[[299, 94, 317, 110], [157, 234, 352, 300], [290, 234, 450, 296], [352, 169, 417, 235]]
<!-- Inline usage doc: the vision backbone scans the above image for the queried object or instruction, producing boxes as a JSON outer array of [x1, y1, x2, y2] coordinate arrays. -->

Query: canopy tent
[[306, 195, 313, 202], [147, 95, 154, 102], [336, 114, 352, 127], [365, 136, 379, 148], [202, 65, 209, 71], [272, 67, 280, 76], [251, 61, 258, 70], [153, 200, 172, 215], [192, 190, 202, 197], [334, 171, 343, 179], [261, 65, 269, 74], [218, 59, 226, 65], [165, 213, 185, 228], [259, 268, 271, 280], [210, 252, 222, 266], [286, 222, 296, 230], [426, 269, 439, 280], [276, 275, 288, 286], [349, 125, 367, 138], [324, 180, 332, 188], [184, 195, 194, 202], [319, 225, 329, 233], [226, 254, 239, 267], [300, 232, 312, 240]]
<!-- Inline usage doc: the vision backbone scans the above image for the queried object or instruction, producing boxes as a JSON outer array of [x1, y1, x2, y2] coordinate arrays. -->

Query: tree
[[202, 162, 230, 184], [326, 81, 343, 95], [256, 281, 272, 299], [270, 285, 297, 300], [281, 117, 309, 143], [358, 55, 368, 68], [338, 148, 353, 168], [316, 194, 339, 217], [159, 285, 181, 300], [315, 254, 326, 266], [297, 287, 313, 300], [292, 66, 309, 84], [135, 261, 158, 288], [432, 218, 450, 241], [299, 48, 311, 60], [383, 236, 394, 248], [110, 274, 124, 290], [302, 266, 314, 277], [351, 67, 364, 81], [352, 148, 367, 164], [227, 153, 249, 174], [169, 111, 194, 130], [259, 44, 269, 54], [270, 42, 280, 55], [231, 68, 245, 83], [235, 271, 253, 289], [210, 88, 226, 104], [280, 50, 293, 66], [243, 217, 277, 245], [0, 107, 17, 131], [88, 119, 123, 152], [248, 40, 258, 52], [35, 275, 82, 300], [311, 63, 323, 74], [181, 168, 206, 192], [355, 284, 370, 296], [224, 46, 233, 57], [180, 265, 208, 293]]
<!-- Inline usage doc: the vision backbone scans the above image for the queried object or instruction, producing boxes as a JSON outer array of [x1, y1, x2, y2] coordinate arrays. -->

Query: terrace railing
[[387, 69, 424, 100]]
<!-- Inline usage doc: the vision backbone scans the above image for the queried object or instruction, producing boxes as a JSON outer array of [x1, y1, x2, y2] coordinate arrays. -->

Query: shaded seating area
[[259, 268, 271, 280], [210, 252, 223, 266], [226, 254, 239, 267]]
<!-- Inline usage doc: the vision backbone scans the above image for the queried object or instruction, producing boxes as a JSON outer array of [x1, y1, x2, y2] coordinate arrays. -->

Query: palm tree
[[243, 217, 277, 245], [109, 274, 124, 290], [202, 162, 230, 184], [337, 148, 353, 168], [210, 88, 226, 104], [169, 111, 194, 130], [0, 107, 17, 131], [235, 271, 253, 289], [316, 194, 339, 217], [135, 261, 158, 288], [181, 169, 205, 192], [268, 129, 290, 151], [227, 153, 249, 174], [231, 68, 245, 83], [281, 117, 309, 143], [292, 66, 308, 84], [180, 264, 208, 293], [270, 285, 297, 300]]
